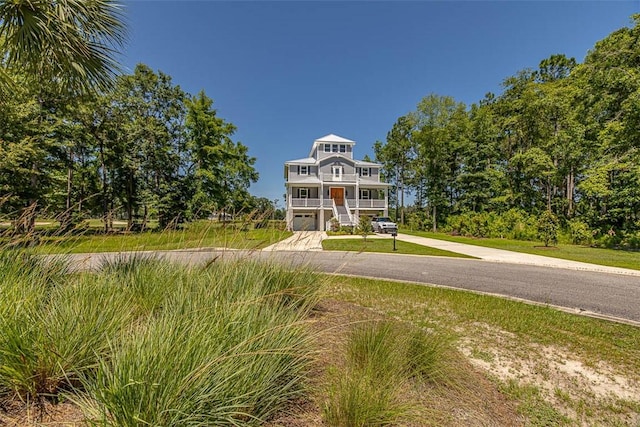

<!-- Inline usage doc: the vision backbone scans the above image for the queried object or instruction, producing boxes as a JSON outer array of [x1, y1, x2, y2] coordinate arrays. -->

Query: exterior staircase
[[335, 203, 354, 226]]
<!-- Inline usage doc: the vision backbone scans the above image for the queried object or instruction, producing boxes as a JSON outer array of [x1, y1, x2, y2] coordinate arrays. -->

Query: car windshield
[[377, 217, 392, 222]]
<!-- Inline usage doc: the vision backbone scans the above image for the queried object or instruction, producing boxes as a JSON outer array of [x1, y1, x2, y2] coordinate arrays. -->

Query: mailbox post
[[391, 231, 397, 251]]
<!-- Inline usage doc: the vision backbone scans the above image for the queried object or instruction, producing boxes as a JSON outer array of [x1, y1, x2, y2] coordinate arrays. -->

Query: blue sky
[[121, 1, 638, 206]]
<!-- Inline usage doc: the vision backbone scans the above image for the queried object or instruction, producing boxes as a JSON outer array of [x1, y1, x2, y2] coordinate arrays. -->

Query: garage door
[[293, 214, 316, 231]]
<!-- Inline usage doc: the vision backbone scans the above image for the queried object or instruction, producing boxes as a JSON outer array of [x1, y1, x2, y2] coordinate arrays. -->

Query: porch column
[[319, 182, 325, 231], [384, 188, 389, 217], [286, 186, 293, 230], [355, 181, 359, 209]]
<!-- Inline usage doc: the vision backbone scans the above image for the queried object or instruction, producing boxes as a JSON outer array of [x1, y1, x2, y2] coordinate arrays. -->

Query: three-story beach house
[[284, 134, 390, 231]]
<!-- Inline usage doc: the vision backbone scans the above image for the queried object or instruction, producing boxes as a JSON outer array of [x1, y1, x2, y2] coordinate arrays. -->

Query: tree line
[[375, 15, 640, 248], [0, 63, 259, 232]]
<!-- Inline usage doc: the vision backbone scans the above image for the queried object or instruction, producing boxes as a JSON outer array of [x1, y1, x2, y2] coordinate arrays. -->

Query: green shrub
[[623, 231, 640, 250], [444, 209, 538, 240], [537, 211, 559, 247], [339, 225, 355, 235], [567, 219, 594, 246], [406, 211, 430, 231], [503, 209, 538, 241]]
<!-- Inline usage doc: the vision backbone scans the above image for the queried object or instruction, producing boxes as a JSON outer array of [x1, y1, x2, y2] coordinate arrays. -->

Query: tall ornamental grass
[[81, 257, 320, 426], [323, 320, 452, 426], [0, 252, 123, 399], [0, 251, 321, 426]]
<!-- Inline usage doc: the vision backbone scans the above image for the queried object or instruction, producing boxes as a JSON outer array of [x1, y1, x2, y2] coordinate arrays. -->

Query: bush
[[444, 209, 538, 241], [339, 225, 355, 235], [567, 219, 593, 246], [537, 210, 559, 247], [406, 211, 430, 231]]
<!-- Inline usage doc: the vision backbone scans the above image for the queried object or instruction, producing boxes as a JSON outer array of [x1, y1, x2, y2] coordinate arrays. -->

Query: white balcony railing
[[290, 198, 321, 208], [357, 199, 387, 209], [319, 173, 358, 182], [289, 198, 387, 209], [287, 173, 383, 184]]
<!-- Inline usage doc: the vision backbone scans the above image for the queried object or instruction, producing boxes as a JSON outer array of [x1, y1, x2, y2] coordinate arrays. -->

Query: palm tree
[[0, 0, 127, 95]]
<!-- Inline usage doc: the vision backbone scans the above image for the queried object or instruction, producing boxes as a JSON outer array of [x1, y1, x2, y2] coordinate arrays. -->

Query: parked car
[[371, 216, 398, 234]]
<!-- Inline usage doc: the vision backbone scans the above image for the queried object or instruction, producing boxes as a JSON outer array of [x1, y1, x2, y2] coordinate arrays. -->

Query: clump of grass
[[0, 251, 321, 425], [323, 320, 452, 426], [0, 251, 130, 400], [78, 257, 320, 426]]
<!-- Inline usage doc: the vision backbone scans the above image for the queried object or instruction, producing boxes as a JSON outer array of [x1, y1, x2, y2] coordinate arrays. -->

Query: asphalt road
[[66, 249, 640, 325]]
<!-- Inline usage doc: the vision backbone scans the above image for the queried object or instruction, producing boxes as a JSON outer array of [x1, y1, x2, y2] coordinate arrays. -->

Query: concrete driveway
[[262, 231, 326, 251], [394, 233, 640, 277], [265, 231, 639, 276]]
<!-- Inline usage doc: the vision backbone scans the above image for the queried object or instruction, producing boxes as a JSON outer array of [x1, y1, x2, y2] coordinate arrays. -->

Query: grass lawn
[[326, 274, 640, 426], [322, 237, 475, 258], [402, 229, 640, 270], [28, 221, 291, 253]]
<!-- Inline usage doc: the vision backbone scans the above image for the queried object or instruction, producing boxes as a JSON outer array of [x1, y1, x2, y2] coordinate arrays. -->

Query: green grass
[[0, 253, 320, 426], [402, 229, 640, 270], [326, 274, 640, 425], [327, 275, 640, 371], [28, 221, 292, 253], [499, 380, 571, 426], [322, 237, 475, 258], [323, 320, 451, 426]]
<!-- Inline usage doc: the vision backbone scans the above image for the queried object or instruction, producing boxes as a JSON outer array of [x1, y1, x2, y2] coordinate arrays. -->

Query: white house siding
[[286, 134, 390, 231]]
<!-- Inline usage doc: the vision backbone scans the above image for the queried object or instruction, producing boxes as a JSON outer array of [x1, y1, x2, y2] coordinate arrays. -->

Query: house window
[[339, 144, 346, 153], [299, 188, 308, 198], [361, 168, 370, 177], [332, 165, 342, 179], [361, 189, 370, 200], [299, 165, 308, 175], [332, 144, 338, 152], [324, 144, 331, 153]]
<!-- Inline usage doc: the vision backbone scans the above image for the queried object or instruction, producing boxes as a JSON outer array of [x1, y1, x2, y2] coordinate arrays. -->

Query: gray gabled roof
[[314, 134, 356, 144], [355, 160, 380, 167], [284, 157, 316, 165]]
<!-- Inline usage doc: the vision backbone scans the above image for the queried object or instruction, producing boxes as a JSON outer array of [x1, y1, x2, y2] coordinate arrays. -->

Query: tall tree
[[456, 100, 505, 213], [411, 94, 466, 232], [109, 64, 187, 228], [374, 115, 415, 224], [573, 14, 640, 232], [185, 90, 258, 218]]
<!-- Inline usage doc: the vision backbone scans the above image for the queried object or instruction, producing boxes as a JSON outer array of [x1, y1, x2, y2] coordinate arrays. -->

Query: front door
[[330, 187, 344, 206]]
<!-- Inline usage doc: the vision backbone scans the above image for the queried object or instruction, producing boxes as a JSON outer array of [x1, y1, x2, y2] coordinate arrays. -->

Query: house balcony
[[289, 198, 334, 208], [347, 199, 387, 209], [319, 172, 358, 182], [286, 173, 384, 184], [289, 198, 386, 209]]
